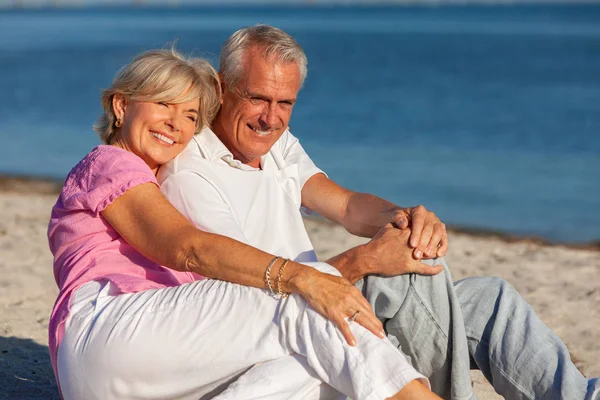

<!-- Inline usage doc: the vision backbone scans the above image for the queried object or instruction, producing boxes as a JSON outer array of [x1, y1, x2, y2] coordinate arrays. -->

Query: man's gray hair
[[219, 24, 308, 91]]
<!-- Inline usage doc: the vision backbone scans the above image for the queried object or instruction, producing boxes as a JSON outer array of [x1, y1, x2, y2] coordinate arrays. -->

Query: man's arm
[[301, 173, 448, 260]]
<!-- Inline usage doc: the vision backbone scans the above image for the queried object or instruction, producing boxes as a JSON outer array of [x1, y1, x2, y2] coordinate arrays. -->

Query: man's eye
[[187, 116, 197, 122], [158, 102, 169, 107]]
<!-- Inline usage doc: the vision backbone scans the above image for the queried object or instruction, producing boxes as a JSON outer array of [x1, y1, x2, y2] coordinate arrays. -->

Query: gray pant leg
[[455, 276, 599, 400], [356, 258, 474, 400]]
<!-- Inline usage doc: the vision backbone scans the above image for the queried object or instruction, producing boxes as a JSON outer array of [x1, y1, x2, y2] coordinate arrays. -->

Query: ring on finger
[[348, 310, 360, 323]]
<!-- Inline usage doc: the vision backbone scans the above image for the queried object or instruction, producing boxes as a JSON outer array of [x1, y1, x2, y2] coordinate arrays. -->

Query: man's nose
[[258, 104, 278, 129]]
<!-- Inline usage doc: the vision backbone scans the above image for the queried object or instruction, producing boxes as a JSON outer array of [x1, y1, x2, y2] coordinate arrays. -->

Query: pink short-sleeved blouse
[[47, 145, 203, 383]]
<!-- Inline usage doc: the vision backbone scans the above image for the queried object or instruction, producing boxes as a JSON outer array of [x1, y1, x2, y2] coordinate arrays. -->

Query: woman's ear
[[218, 74, 226, 104], [112, 93, 127, 120]]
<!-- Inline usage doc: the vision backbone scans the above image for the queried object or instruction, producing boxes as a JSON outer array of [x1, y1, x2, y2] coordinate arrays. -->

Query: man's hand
[[362, 223, 443, 276], [328, 224, 443, 282], [392, 205, 448, 260]]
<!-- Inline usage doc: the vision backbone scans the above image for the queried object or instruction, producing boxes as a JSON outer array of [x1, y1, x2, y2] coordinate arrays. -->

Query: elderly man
[[159, 25, 598, 400]]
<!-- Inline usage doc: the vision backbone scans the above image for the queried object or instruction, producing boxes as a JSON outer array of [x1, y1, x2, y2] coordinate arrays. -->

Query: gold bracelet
[[276, 258, 290, 299], [264, 256, 280, 296]]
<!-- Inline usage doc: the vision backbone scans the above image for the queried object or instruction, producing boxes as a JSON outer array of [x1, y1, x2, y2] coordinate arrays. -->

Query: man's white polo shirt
[[158, 127, 324, 263]]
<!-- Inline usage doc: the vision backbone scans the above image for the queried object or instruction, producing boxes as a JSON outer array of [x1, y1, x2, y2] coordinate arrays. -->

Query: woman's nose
[[165, 113, 182, 132]]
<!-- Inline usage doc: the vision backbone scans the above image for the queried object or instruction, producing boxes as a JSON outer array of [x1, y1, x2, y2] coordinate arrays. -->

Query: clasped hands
[[298, 205, 447, 345], [392, 204, 448, 260], [357, 205, 447, 278]]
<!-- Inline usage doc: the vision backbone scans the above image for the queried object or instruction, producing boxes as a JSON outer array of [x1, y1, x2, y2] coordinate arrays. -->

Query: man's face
[[213, 46, 301, 168]]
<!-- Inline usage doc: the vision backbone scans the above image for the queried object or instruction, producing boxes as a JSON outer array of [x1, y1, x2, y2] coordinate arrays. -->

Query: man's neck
[[210, 118, 261, 169]]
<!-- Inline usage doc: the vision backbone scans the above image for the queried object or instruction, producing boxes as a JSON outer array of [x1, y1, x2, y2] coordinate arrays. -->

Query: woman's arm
[[101, 182, 384, 345], [103, 182, 275, 288]]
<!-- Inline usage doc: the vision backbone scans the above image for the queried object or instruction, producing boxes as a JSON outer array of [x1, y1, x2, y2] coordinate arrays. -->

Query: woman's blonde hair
[[94, 48, 221, 144]]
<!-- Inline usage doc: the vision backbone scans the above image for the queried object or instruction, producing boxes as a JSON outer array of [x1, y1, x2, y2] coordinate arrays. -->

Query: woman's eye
[[158, 102, 169, 107], [187, 116, 197, 122]]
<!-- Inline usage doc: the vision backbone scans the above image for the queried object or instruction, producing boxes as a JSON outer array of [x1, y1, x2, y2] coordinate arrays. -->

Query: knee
[[457, 277, 527, 339], [458, 276, 515, 296], [477, 276, 515, 295], [457, 276, 525, 317]]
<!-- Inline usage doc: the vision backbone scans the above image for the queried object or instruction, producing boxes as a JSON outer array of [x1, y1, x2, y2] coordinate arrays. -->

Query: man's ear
[[112, 93, 128, 120]]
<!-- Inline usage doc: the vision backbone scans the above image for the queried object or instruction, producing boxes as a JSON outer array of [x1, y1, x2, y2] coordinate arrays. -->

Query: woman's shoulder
[[59, 145, 155, 209], [72, 145, 143, 174]]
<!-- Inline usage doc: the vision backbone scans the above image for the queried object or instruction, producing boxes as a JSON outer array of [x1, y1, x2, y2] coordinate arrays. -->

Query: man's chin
[[256, 145, 274, 157]]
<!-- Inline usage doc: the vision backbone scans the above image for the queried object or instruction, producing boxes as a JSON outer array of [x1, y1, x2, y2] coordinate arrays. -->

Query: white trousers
[[57, 262, 427, 400]]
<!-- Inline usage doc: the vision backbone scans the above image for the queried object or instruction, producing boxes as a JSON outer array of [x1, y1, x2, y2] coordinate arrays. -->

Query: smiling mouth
[[151, 131, 175, 145], [248, 125, 271, 136]]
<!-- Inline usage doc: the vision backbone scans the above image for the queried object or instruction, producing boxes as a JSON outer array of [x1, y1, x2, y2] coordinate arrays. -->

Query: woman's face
[[112, 93, 199, 173]]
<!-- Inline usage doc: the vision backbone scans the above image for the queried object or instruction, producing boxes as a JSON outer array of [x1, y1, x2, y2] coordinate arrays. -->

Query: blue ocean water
[[0, 5, 598, 243]]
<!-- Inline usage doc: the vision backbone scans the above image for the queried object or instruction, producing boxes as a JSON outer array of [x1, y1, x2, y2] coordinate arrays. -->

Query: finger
[[355, 311, 386, 339], [344, 290, 384, 337], [409, 207, 425, 248], [414, 251, 436, 260], [338, 318, 357, 346], [355, 296, 385, 336], [410, 259, 443, 276], [393, 211, 409, 229], [437, 230, 449, 257], [414, 222, 432, 259], [346, 297, 385, 340], [424, 224, 444, 257]]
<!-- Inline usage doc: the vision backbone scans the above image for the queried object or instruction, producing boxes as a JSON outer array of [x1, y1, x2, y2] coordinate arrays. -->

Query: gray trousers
[[358, 258, 599, 400], [357, 259, 473, 400]]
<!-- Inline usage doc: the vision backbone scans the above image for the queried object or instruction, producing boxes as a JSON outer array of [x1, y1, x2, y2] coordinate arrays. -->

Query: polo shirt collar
[[193, 127, 266, 171]]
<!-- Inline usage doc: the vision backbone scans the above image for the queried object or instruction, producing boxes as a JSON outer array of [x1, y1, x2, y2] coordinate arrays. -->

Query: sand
[[1, 181, 598, 399]]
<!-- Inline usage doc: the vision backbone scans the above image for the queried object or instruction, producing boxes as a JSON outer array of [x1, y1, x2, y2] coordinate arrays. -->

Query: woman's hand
[[291, 270, 385, 346]]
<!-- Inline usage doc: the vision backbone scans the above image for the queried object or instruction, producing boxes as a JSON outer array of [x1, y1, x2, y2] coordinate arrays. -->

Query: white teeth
[[250, 126, 271, 136], [151, 132, 174, 145]]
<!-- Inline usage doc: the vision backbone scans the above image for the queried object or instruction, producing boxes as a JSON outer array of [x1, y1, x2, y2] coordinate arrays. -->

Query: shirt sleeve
[[160, 170, 250, 245], [61, 146, 158, 215], [279, 129, 326, 189], [276, 130, 327, 216]]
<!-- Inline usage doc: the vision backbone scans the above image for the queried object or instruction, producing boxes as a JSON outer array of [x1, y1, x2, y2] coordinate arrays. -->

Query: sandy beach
[[1, 179, 598, 399]]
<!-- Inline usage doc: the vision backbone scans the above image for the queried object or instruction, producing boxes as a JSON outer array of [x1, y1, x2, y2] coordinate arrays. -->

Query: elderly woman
[[48, 48, 441, 400]]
